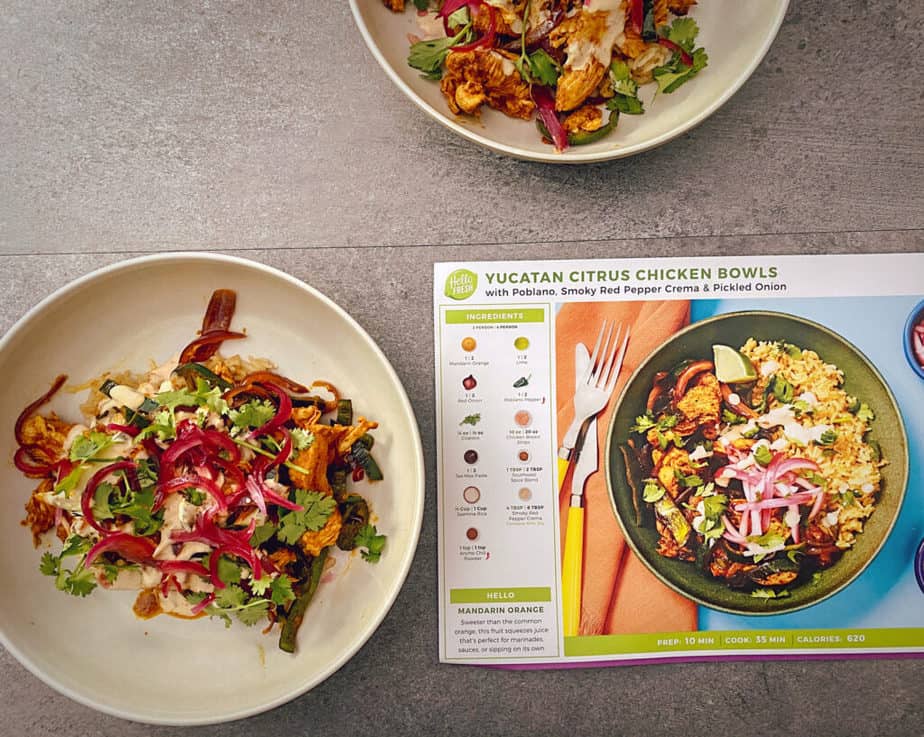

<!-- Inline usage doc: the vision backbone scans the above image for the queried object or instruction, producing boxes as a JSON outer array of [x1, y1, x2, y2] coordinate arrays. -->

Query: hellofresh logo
[[444, 269, 477, 301]]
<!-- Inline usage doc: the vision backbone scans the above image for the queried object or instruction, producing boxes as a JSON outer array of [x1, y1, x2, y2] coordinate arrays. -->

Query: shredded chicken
[[22, 478, 57, 546], [667, 0, 697, 15], [288, 425, 347, 496], [653, 447, 696, 497], [653, 0, 670, 27], [549, 10, 617, 111], [18, 414, 71, 465], [440, 49, 535, 119], [676, 373, 722, 426], [562, 105, 603, 134], [300, 507, 343, 557]]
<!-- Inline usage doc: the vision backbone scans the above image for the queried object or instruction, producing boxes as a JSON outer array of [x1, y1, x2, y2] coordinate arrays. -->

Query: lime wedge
[[713, 344, 757, 383]]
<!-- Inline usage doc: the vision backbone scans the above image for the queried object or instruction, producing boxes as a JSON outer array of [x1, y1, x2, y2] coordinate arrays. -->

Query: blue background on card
[[686, 296, 924, 630]]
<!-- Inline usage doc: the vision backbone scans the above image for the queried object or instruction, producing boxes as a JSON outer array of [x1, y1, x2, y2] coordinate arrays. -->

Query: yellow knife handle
[[561, 505, 584, 638], [557, 454, 571, 493]]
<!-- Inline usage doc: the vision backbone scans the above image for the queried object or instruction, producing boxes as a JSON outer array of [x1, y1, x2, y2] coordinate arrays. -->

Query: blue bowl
[[903, 299, 924, 381]]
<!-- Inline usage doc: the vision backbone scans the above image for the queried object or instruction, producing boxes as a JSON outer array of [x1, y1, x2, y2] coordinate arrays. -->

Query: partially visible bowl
[[350, 0, 789, 163], [605, 311, 908, 615], [903, 299, 924, 380], [0, 254, 425, 725]]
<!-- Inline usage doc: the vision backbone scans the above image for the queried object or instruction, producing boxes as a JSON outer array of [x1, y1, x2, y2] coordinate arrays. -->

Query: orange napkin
[[555, 300, 698, 636]]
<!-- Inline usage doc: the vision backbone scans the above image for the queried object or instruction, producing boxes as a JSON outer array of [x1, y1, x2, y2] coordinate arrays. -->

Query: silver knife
[[570, 410, 598, 507]]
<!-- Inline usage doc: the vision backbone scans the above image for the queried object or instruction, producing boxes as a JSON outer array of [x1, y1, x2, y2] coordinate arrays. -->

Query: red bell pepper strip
[[629, 0, 644, 33]]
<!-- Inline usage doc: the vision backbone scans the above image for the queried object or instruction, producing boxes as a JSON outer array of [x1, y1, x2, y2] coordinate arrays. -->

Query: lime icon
[[712, 344, 758, 383], [514, 336, 530, 351]]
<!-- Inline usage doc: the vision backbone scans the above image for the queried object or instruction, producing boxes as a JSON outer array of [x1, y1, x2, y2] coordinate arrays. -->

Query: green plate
[[604, 311, 909, 615]]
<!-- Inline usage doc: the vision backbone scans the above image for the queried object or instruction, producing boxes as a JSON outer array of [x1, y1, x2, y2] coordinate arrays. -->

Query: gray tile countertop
[[1, 1, 923, 736]]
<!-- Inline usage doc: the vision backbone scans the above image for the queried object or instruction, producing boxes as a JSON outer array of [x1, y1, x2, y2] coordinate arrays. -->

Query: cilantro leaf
[[64, 567, 97, 597], [291, 428, 315, 451], [527, 49, 560, 86], [631, 413, 657, 433], [214, 584, 247, 609], [408, 25, 472, 80], [155, 379, 229, 416], [607, 60, 644, 114], [40, 552, 59, 576], [69, 431, 115, 462], [61, 535, 91, 557], [153, 387, 199, 411], [269, 575, 296, 606], [136, 410, 176, 441], [229, 400, 276, 432], [642, 480, 665, 503], [109, 486, 163, 536], [753, 444, 773, 466], [194, 378, 229, 415], [250, 575, 272, 596], [751, 587, 790, 600], [236, 599, 271, 626], [818, 429, 838, 446], [54, 465, 84, 495], [250, 522, 277, 548], [355, 523, 387, 563], [665, 16, 699, 52], [607, 94, 644, 115], [204, 584, 272, 627], [216, 555, 242, 585], [701, 493, 728, 519], [413, 0, 430, 9], [747, 530, 786, 550], [652, 24, 708, 96], [610, 60, 638, 97], [92, 481, 117, 520], [277, 490, 337, 545]]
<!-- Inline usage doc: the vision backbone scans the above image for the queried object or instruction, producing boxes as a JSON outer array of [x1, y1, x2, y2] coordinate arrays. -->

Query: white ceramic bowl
[[0, 254, 425, 725], [350, 0, 789, 163]]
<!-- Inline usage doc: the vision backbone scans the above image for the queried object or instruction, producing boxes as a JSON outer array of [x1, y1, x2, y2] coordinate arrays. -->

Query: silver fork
[[560, 321, 630, 455]]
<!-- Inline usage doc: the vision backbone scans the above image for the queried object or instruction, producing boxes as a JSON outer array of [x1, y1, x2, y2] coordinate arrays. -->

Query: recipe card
[[433, 253, 924, 667]]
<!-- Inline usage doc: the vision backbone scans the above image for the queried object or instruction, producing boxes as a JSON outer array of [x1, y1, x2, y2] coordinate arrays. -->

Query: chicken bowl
[[350, 0, 789, 162], [605, 311, 908, 614]]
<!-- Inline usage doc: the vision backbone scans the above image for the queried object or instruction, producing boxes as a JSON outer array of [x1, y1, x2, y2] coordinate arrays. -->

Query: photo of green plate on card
[[605, 311, 908, 615]]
